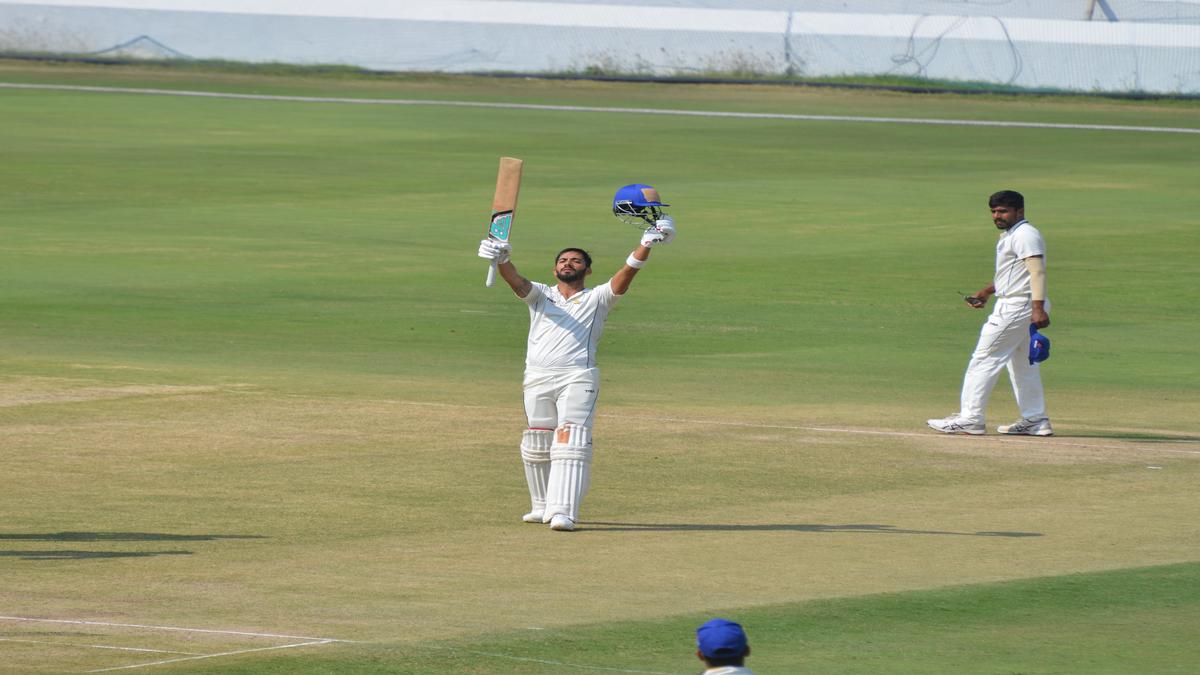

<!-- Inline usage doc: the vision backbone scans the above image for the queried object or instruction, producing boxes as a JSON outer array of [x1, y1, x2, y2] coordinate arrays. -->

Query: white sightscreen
[[1, 1, 1198, 94]]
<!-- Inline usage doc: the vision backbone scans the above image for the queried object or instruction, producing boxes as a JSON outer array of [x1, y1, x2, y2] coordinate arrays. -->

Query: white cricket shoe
[[926, 415, 985, 435], [548, 515, 576, 531], [522, 510, 544, 523], [997, 417, 1053, 436]]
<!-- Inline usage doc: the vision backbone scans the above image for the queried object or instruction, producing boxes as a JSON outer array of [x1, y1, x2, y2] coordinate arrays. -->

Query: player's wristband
[[625, 253, 646, 269]]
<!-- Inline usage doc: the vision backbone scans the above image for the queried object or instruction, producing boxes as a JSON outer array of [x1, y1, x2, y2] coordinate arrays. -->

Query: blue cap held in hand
[[1029, 323, 1050, 365]]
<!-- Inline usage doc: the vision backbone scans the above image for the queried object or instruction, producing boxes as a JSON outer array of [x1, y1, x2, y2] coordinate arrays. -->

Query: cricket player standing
[[476, 184, 676, 531], [928, 190, 1053, 436]]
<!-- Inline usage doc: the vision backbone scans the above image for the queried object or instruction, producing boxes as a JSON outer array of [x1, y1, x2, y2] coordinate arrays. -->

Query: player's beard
[[556, 267, 586, 283]]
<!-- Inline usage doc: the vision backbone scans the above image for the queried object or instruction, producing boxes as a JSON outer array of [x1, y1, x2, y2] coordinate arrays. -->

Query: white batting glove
[[477, 238, 511, 264], [640, 216, 676, 247]]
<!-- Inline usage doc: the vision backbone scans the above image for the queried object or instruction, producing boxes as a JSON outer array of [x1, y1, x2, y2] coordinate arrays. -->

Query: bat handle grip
[[485, 260, 497, 287]]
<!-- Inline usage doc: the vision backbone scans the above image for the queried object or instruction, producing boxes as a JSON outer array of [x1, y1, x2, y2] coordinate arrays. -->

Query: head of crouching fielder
[[477, 184, 676, 531]]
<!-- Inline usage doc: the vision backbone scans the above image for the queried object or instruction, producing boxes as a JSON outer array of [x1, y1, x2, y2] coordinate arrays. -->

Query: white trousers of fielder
[[958, 298, 1048, 424]]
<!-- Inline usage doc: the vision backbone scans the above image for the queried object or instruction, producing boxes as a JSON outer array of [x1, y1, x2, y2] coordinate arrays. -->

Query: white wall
[[2, 1, 1198, 94]]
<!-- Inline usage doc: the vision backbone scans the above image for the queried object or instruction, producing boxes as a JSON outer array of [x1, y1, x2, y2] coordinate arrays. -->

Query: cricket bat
[[485, 156, 523, 287]]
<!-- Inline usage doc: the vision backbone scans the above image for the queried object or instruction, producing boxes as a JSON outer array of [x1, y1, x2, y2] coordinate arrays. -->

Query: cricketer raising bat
[[485, 157, 524, 287]]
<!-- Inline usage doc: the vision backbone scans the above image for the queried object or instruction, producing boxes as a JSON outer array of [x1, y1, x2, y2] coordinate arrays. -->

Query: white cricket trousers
[[522, 367, 600, 429], [521, 367, 599, 523], [959, 298, 1049, 424]]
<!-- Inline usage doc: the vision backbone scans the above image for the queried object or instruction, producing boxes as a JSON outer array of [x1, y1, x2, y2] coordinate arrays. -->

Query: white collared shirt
[[994, 219, 1046, 299], [522, 280, 621, 369]]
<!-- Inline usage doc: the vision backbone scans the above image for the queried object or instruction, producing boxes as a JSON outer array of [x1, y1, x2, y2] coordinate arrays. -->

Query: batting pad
[[521, 428, 553, 512], [545, 424, 593, 522]]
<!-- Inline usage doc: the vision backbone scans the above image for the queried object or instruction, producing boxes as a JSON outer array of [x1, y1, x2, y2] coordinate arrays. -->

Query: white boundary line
[[0, 637, 198, 655], [2, 82, 1198, 135], [0, 615, 352, 642], [86, 640, 335, 672], [0, 616, 352, 672], [0, 615, 675, 674]]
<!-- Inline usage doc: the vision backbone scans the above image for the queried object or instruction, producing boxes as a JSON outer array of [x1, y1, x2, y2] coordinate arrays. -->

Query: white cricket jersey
[[993, 219, 1046, 299], [522, 280, 621, 369]]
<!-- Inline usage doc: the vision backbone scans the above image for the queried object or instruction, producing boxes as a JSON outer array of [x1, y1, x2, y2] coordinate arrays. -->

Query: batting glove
[[477, 238, 511, 264], [640, 216, 676, 247]]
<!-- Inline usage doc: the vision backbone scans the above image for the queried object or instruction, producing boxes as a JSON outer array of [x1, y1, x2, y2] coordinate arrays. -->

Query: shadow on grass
[[0, 532, 267, 542], [0, 549, 193, 560], [1063, 432, 1200, 443], [0, 532, 267, 561], [584, 522, 1042, 537]]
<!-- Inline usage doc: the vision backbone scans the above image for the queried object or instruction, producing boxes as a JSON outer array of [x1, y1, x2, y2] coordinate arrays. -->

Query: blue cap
[[613, 183, 668, 208], [1029, 323, 1050, 365], [696, 618, 747, 659]]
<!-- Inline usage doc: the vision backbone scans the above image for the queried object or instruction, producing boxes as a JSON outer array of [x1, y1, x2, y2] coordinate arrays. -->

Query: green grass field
[[1, 60, 1198, 673]]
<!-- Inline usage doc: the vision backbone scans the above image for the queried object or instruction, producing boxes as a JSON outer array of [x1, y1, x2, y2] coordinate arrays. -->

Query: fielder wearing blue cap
[[696, 618, 753, 674]]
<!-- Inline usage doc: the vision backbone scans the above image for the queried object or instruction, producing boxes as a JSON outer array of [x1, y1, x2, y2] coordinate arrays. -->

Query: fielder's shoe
[[522, 510, 544, 523], [548, 515, 576, 531], [926, 415, 985, 435], [997, 417, 1053, 436]]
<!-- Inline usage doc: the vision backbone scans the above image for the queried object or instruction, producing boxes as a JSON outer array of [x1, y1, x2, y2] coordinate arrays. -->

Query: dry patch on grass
[[0, 376, 227, 408], [908, 432, 1198, 464], [3, 388, 1198, 653], [601, 405, 1200, 465]]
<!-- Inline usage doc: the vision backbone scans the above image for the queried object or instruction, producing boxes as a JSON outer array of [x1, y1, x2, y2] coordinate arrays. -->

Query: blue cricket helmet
[[613, 183, 668, 208], [613, 184, 669, 227]]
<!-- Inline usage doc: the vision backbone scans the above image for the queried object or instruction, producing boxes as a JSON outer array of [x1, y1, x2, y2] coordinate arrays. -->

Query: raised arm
[[497, 259, 533, 298], [611, 216, 675, 296], [611, 244, 650, 296], [479, 238, 533, 298]]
